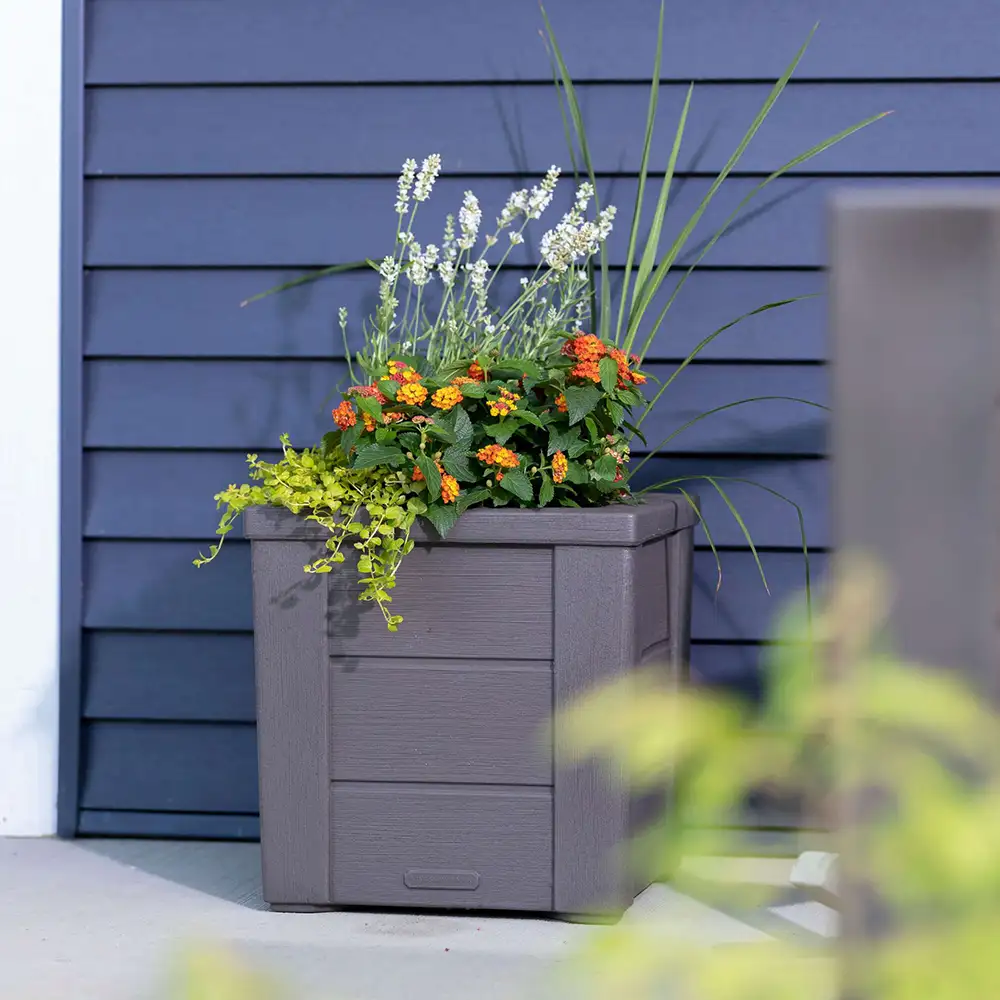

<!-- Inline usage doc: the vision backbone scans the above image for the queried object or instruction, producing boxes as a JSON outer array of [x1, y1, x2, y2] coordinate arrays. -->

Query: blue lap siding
[[67, 0, 1000, 836]]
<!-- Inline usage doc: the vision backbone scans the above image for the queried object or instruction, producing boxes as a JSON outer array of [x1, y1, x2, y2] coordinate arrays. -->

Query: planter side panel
[[251, 539, 333, 906]]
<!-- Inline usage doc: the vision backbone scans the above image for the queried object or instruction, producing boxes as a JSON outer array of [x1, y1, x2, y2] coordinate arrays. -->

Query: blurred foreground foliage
[[166, 553, 1000, 1000]]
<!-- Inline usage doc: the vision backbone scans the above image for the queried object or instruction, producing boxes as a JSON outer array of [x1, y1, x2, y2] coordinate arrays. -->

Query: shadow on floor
[[77, 838, 268, 910]]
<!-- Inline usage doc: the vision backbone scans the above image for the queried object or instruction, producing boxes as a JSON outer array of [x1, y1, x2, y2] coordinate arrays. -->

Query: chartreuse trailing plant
[[196, 9, 886, 628]]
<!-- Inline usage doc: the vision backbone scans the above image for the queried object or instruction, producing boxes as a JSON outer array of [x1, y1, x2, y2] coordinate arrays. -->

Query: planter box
[[244, 495, 696, 919]]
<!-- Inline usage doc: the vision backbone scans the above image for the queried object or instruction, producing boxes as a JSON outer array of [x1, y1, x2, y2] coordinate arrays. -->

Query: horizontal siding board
[[80, 720, 259, 812], [84, 631, 256, 721], [85, 452, 829, 549], [86, 0, 1000, 83], [83, 539, 252, 631], [83, 539, 815, 641], [77, 809, 260, 840], [82, 176, 955, 269], [83, 359, 827, 453], [85, 82, 989, 177], [84, 268, 826, 362]]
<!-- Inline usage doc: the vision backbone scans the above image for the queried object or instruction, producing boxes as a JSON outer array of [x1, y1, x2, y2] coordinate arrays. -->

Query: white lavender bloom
[[408, 242, 440, 287], [378, 255, 400, 283], [509, 232, 524, 245], [395, 158, 417, 214], [498, 188, 529, 227], [526, 166, 561, 219], [338, 306, 348, 325], [574, 181, 595, 212], [413, 154, 442, 202], [457, 191, 482, 250], [539, 203, 617, 273], [519, 276, 529, 287], [397, 230, 414, 246], [438, 259, 457, 287], [596, 205, 616, 240], [465, 259, 490, 298], [442, 213, 457, 260]]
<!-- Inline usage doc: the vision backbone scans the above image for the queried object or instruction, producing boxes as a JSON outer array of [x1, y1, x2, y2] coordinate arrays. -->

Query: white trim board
[[0, 0, 63, 836]]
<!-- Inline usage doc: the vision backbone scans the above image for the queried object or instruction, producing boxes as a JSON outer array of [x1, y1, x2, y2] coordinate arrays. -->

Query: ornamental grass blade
[[628, 395, 829, 482], [637, 108, 892, 360], [540, 3, 611, 341], [239, 261, 370, 307], [614, 0, 667, 346], [635, 296, 813, 429], [638, 474, 813, 609], [631, 83, 692, 338], [623, 26, 820, 354]]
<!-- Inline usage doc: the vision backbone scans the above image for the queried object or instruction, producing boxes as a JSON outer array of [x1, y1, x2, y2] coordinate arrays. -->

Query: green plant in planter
[[196, 8, 886, 629]]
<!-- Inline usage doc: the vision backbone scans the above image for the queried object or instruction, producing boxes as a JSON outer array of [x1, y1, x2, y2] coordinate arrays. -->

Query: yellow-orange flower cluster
[[608, 347, 647, 387], [332, 400, 356, 429], [467, 361, 486, 382], [451, 376, 477, 387], [384, 360, 423, 384], [431, 385, 464, 411], [571, 333, 606, 361], [396, 382, 428, 406], [552, 450, 568, 484], [487, 387, 520, 418], [561, 332, 647, 387], [555, 393, 568, 413], [476, 444, 520, 468], [440, 474, 459, 504]]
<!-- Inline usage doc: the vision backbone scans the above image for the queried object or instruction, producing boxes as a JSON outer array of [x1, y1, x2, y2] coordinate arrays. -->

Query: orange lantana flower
[[569, 360, 602, 384], [555, 393, 568, 413], [441, 474, 459, 504], [467, 361, 486, 382], [571, 333, 606, 362], [396, 382, 428, 406], [476, 444, 520, 468], [332, 400, 357, 429], [552, 450, 568, 484], [431, 386, 464, 411]]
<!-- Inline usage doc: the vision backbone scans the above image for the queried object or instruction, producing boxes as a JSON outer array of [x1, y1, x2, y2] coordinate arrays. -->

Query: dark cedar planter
[[243, 495, 697, 919]]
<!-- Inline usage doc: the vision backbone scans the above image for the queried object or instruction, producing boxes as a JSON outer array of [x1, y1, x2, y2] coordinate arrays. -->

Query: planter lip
[[243, 493, 697, 547]]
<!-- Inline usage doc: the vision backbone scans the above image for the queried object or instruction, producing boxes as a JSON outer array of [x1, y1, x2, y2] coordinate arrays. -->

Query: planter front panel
[[331, 784, 553, 910], [327, 545, 553, 659], [330, 658, 552, 785]]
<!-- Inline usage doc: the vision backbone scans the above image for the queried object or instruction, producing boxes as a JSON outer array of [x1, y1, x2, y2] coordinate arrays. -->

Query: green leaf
[[354, 394, 383, 421], [415, 453, 442, 502], [422, 503, 460, 539], [593, 454, 618, 480], [617, 387, 644, 408], [456, 488, 491, 514], [374, 427, 396, 445], [566, 461, 589, 485], [514, 409, 545, 429], [584, 415, 600, 442], [426, 423, 457, 445], [406, 496, 428, 515], [498, 467, 534, 502], [564, 384, 602, 425], [548, 424, 581, 456], [458, 381, 486, 398], [353, 444, 406, 470], [320, 430, 341, 455], [599, 356, 619, 394], [441, 445, 475, 482], [340, 423, 361, 456], [623, 419, 648, 446], [452, 404, 474, 446], [485, 421, 518, 446], [607, 398, 625, 427], [379, 379, 399, 402], [538, 472, 555, 507], [568, 437, 591, 459], [398, 431, 421, 452]]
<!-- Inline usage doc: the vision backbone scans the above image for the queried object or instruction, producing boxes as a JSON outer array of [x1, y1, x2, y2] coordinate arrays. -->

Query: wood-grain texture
[[330, 659, 553, 785], [331, 784, 553, 911], [326, 545, 553, 660], [553, 545, 635, 916], [250, 539, 333, 906]]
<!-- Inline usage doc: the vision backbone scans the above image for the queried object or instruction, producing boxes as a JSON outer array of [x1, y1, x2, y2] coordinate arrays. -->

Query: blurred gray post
[[830, 191, 1000, 994]]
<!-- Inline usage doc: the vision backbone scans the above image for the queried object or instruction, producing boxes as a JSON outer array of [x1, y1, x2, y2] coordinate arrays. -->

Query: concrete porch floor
[[0, 837, 825, 1000]]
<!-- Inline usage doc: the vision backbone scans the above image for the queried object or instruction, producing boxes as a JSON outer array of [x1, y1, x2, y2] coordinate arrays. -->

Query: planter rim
[[243, 493, 697, 547]]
